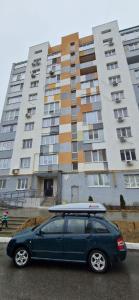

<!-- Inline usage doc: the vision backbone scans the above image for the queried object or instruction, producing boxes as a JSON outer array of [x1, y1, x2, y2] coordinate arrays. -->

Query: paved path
[[0, 244, 139, 300]]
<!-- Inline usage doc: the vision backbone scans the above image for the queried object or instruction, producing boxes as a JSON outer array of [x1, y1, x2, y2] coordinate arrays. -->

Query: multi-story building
[[0, 20, 139, 206]]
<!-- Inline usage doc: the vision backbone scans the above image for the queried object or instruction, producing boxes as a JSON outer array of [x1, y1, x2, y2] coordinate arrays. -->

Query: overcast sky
[[0, 0, 139, 118]]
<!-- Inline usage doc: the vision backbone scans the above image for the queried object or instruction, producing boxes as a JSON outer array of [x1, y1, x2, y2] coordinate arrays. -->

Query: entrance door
[[44, 179, 53, 196], [71, 186, 79, 202]]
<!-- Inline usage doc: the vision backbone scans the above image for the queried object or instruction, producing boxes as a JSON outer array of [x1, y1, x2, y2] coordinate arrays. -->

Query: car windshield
[[32, 224, 40, 231]]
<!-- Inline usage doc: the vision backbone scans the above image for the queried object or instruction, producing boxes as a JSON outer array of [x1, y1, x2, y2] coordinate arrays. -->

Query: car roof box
[[48, 203, 106, 214]]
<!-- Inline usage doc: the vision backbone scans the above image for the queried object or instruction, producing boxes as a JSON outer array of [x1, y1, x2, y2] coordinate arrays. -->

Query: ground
[[0, 244, 139, 300]]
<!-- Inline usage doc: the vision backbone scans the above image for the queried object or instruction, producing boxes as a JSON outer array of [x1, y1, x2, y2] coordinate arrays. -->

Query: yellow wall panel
[[59, 132, 72, 143], [59, 152, 72, 164], [60, 114, 71, 124]]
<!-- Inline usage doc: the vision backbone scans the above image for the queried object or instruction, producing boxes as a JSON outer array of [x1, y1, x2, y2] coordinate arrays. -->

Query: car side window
[[41, 218, 64, 234], [67, 218, 86, 234], [90, 220, 109, 234]]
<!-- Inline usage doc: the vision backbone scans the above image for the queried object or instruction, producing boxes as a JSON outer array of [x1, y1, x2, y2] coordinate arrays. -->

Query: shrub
[[88, 196, 94, 202], [120, 194, 126, 209]]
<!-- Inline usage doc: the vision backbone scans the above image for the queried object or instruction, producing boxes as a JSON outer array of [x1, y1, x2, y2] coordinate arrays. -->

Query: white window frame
[[0, 179, 6, 189], [17, 178, 28, 190], [0, 141, 13, 151], [107, 62, 118, 70], [45, 87, 60, 96], [20, 158, 31, 168], [3, 110, 19, 121], [120, 149, 136, 161], [83, 129, 104, 142], [81, 94, 100, 104], [7, 95, 22, 104], [44, 102, 59, 115], [42, 117, 59, 128], [29, 93, 38, 101], [23, 139, 32, 149], [84, 111, 102, 124], [87, 174, 110, 187], [24, 122, 34, 131], [0, 159, 10, 169], [128, 42, 139, 51], [41, 135, 58, 145], [111, 91, 124, 101], [105, 49, 116, 57], [117, 127, 131, 138], [1, 124, 17, 133], [124, 174, 139, 188], [114, 107, 128, 119], [39, 155, 58, 166], [30, 81, 39, 88], [109, 75, 121, 84]]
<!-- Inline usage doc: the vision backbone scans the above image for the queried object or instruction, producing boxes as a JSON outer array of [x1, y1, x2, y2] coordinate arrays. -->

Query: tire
[[13, 247, 30, 268], [88, 250, 108, 273]]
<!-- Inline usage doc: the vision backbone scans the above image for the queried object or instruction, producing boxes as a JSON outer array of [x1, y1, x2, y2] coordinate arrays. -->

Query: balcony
[[79, 42, 94, 51], [80, 60, 97, 70]]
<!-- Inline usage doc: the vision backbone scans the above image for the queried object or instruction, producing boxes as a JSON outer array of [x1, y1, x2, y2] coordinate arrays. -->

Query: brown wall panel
[[60, 114, 71, 124], [78, 150, 84, 163], [59, 132, 72, 143], [59, 152, 72, 164], [80, 103, 92, 113]]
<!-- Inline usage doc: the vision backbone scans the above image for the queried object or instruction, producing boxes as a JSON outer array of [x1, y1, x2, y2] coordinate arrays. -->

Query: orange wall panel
[[78, 150, 84, 163], [77, 112, 83, 122], [59, 152, 72, 164], [60, 114, 71, 124], [61, 99, 71, 108], [80, 103, 92, 113], [59, 132, 72, 143], [61, 85, 71, 93]]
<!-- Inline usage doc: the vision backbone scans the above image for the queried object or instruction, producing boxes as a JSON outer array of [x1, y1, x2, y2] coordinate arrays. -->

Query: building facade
[[0, 20, 139, 206]]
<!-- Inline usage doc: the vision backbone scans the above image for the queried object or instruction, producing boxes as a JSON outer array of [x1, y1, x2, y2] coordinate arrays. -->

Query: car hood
[[13, 227, 33, 237]]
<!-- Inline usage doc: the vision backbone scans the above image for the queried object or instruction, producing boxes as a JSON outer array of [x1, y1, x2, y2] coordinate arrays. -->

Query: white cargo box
[[49, 202, 106, 214]]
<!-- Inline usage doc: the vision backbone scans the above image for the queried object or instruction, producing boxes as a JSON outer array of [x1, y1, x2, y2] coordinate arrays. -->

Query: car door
[[63, 216, 88, 261], [31, 217, 65, 259]]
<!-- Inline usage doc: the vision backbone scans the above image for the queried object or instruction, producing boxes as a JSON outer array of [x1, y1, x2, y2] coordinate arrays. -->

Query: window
[[20, 158, 31, 168], [29, 93, 37, 101], [39, 155, 58, 165], [71, 90, 76, 101], [111, 91, 124, 101], [45, 87, 60, 96], [83, 111, 102, 124], [109, 75, 121, 85], [42, 117, 59, 127], [72, 141, 78, 153], [3, 109, 19, 121], [41, 135, 58, 145], [70, 64, 76, 73], [117, 127, 132, 138], [103, 38, 113, 44], [71, 52, 75, 56], [0, 141, 13, 151], [30, 81, 39, 88], [120, 149, 136, 161], [101, 29, 111, 34], [107, 62, 118, 70], [0, 179, 6, 189], [79, 42, 94, 51], [1, 124, 17, 133], [81, 94, 101, 104], [128, 42, 139, 51], [17, 178, 28, 190], [91, 220, 109, 233], [11, 73, 25, 82], [70, 42, 75, 46], [0, 159, 10, 169], [9, 83, 23, 93], [47, 74, 60, 84], [83, 129, 104, 142], [72, 162, 78, 170], [14, 62, 27, 69], [7, 95, 22, 105], [23, 139, 32, 149], [84, 149, 107, 162], [71, 106, 77, 117], [24, 122, 34, 131], [105, 49, 116, 57], [87, 174, 110, 187], [27, 107, 36, 115], [67, 218, 86, 234], [34, 49, 42, 54], [114, 108, 128, 119], [134, 69, 139, 79], [124, 174, 139, 188], [32, 58, 41, 67], [44, 102, 59, 115], [41, 218, 64, 234]]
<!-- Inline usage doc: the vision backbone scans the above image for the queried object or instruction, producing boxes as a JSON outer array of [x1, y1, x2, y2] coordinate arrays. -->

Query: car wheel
[[13, 247, 30, 268], [88, 250, 108, 273]]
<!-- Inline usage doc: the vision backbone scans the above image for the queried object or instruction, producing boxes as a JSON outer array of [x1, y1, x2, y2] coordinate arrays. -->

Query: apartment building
[[0, 20, 139, 206]]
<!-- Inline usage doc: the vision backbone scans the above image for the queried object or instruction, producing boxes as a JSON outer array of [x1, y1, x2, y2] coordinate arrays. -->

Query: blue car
[[7, 203, 127, 273]]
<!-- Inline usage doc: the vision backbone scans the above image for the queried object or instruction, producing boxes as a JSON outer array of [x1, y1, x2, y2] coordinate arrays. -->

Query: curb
[[0, 237, 139, 250]]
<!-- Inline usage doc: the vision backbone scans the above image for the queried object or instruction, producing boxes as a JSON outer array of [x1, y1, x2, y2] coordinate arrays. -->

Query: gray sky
[[0, 0, 139, 118]]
